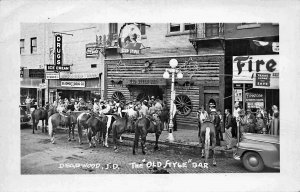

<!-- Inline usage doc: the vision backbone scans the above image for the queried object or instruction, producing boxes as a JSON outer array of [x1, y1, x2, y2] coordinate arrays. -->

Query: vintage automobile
[[233, 133, 280, 172]]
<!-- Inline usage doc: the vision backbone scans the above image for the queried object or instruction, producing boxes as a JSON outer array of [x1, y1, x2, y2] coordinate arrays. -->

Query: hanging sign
[[61, 81, 85, 87], [55, 34, 63, 65], [46, 72, 60, 79], [119, 24, 143, 54], [233, 55, 279, 89], [245, 92, 264, 109]]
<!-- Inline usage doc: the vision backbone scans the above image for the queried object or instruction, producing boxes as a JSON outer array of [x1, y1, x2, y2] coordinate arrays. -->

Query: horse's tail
[[48, 116, 53, 137], [205, 127, 210, 147]]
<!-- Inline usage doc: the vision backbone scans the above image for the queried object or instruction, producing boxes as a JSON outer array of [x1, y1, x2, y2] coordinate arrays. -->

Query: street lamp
[[163, 58, 183, 142]]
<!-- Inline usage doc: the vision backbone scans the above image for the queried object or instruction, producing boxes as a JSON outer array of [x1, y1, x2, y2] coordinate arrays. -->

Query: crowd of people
[[197, 102, 280, 149], [47, 95, 174, 127]]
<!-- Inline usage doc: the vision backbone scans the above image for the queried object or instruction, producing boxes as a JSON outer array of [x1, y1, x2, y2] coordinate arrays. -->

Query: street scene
[[20, 23, 280, 174]]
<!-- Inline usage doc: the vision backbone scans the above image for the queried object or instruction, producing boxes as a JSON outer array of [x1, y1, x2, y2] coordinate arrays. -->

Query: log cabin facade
[[103, 23, 225, 130]]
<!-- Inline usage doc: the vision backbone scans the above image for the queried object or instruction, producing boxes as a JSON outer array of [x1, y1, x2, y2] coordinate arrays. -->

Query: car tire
[[242, 151, 264, 172]]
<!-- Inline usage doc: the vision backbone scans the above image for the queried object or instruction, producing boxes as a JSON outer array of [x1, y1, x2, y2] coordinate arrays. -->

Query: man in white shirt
[[233, 102, 241, 119]]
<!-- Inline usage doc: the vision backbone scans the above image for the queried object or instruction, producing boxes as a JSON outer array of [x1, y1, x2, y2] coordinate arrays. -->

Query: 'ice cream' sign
[[233, 55, 279, 89]]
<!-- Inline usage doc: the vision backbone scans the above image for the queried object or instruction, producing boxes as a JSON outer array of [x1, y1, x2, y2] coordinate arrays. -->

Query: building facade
[[20, 23, 106, 106], [224, 23, 279, 114], [104, 23, 225, 130]]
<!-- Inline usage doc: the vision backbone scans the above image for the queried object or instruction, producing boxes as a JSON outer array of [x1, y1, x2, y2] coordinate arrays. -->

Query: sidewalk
[[122, 129, 229, 150]]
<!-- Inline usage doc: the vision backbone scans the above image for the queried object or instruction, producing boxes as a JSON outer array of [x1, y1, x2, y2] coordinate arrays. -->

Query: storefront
[[232, 55, 279, 114], [48, 73, 101, 103], [20, 68, 45, 108], [104, 55, 225, 130]]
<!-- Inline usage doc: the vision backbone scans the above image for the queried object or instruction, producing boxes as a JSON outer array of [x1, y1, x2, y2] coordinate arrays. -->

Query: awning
[[20, 78, 42, 88], [59, 72, 101, 79]]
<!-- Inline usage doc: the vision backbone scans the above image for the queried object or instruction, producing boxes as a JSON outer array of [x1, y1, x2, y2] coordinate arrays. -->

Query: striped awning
[[59, 72, 101, 79]]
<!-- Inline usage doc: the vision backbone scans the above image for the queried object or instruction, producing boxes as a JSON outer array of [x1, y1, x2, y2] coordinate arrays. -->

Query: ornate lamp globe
[[163, 70, 170, 79], [169, 59, 178, 68], [177, 71, 183, 79]]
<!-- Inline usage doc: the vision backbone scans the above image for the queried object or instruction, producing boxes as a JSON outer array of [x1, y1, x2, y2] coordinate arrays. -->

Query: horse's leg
[[42, 120, 44, 133], [78, 123, 83, 145], [141, 134, 147, 155], [112, 124, 118, 152], [211, 133, 217, 166], [119, 136, 123, 143], [133, 128, 140, 155], [72, 124, 75, 140], [32, 120, 35, 134], [87, 128, 93, 148], [68, 124, 71, 141], [154, 133, 159, 151], [48, 117, 55, 144], [104, 125, 109, 147]]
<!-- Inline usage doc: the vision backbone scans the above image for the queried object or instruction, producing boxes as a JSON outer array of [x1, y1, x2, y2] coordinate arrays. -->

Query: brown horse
[[132, 117, 163, 155], [77, 112, 92, 145], [112, 115, 136, 152], [159, 107, 169, 131], [67, 111, 83, 141], [31, 107, 48, 134], [200, 120, 217, 166], [86, 115, 107, 148]]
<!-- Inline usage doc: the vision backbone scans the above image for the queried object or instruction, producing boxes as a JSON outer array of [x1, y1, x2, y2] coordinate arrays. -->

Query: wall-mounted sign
[[245, 92, 264, 109], [20, 67, 24, 78], [255, 73, 270, 87], [123, 78, 166, 85], [39, 83, 46, 89], [55, 34, 62, 65], [61, 81, 85, 87], [46, 65, 70, 71], [119, 24, 143, 55], [29, 69, 45, 78], [234, 89, 243, 102], [46, 72, 60, 79], [233, 55, 279, 89], [85, 43, 104, 58]]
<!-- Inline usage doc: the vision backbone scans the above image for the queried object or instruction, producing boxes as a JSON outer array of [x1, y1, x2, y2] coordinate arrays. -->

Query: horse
[[112, 115, 136, 152], [200, 119, 217, 166], [77, 112, 92, 145], [159, 107, 169, 131], [67, 111, 83, 141], [86, 115, 107, 148], [48, 112, 79, 144], [31, 107, 48, 134], [103, 113, 120, 147], [132, 116, 163, 155]]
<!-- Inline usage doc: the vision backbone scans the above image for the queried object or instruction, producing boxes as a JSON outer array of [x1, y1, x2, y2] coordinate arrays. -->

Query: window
[[91, 64, 97, 68], [137, 23, 146, 35], [30, 37, 37, 54], [109, 23, 118, 34], [205, 23, 219, 37], [184, 23, 196, 31], [20, 39, 25, 54], [170, 23, 180, 32]]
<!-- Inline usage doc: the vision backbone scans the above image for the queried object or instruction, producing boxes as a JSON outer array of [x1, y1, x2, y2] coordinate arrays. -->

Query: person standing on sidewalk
[[224, 109, 233, 150], [217, 109, 224, 141], [25, 96, 32, 114], [197, 105, 209, 145], [233, 102, 241, 119], [209, 104, 221, 146]]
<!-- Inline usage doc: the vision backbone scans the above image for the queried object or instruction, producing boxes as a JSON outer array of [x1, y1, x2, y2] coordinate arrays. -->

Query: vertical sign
[[55, 34, 62, 65]]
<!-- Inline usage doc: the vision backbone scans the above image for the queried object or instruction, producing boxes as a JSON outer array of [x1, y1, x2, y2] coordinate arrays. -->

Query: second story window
[[20, 39, 25, 54], [170, 23, 181, 32], [137, 23, 146, 35], [30, 37, 37, 54], [109, 23, 118, 34], [205, 23, 219, 37], [184, 23, 196, 31]]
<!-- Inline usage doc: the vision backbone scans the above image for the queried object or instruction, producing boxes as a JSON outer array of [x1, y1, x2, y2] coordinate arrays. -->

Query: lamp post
[[163, 59, 183, 142]]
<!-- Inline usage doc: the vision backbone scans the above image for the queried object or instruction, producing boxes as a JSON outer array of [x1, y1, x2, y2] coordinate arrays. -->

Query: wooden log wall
[[105, 55, 224, 130]]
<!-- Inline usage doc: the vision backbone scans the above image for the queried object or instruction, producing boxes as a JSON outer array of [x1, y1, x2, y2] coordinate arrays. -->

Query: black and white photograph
[[1, 0, 300, 191]]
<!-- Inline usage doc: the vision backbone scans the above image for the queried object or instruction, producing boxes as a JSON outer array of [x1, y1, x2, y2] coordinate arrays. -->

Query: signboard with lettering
[[55, 34, 62, 65], [233, 55, 279, 89], [119, 24, 144, 55], [86, 43, 103, 58], [245, 92, 264, 109], [123, 78, 166, 85], [29, 69, 45, 78], [46, 72, 60, 79], [61, 81, 85, 87], [234, 89, 243, 102], [46, 65, 70, 71]]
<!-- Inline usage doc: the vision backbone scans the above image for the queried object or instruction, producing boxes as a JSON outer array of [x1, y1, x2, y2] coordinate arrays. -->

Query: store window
[[109, 23, 118, 34], [20, 39, 25, 54], [30, 37, 37, 54], [205, 23, 219, 37], [184, 23, 196, 31], [175, 94, 192, 116], [170, 23, 181, 32], [167, 23, 196, 36], [137, 23, 146, 35]]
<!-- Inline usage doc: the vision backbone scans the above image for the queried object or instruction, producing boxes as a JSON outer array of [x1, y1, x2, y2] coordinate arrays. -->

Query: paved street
[[21, 126, 278, 174]]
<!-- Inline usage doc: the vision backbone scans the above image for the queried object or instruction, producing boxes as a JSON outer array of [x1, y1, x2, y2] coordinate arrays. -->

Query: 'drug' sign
[[55, 34, 62, 65]]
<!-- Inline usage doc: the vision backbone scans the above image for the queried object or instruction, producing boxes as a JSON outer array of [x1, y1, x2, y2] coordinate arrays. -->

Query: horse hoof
[[142, 151, 146, 155], [114, 149, 119, 153], [213, 163, 216, 166], [68, 138, 71, 142], [119, 140, 123, 143], [133, 152, 136, 155], [154, 146, 158, 151]]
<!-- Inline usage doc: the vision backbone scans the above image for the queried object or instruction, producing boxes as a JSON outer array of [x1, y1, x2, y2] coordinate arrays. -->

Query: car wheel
[[242, 151, 264, 172]]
